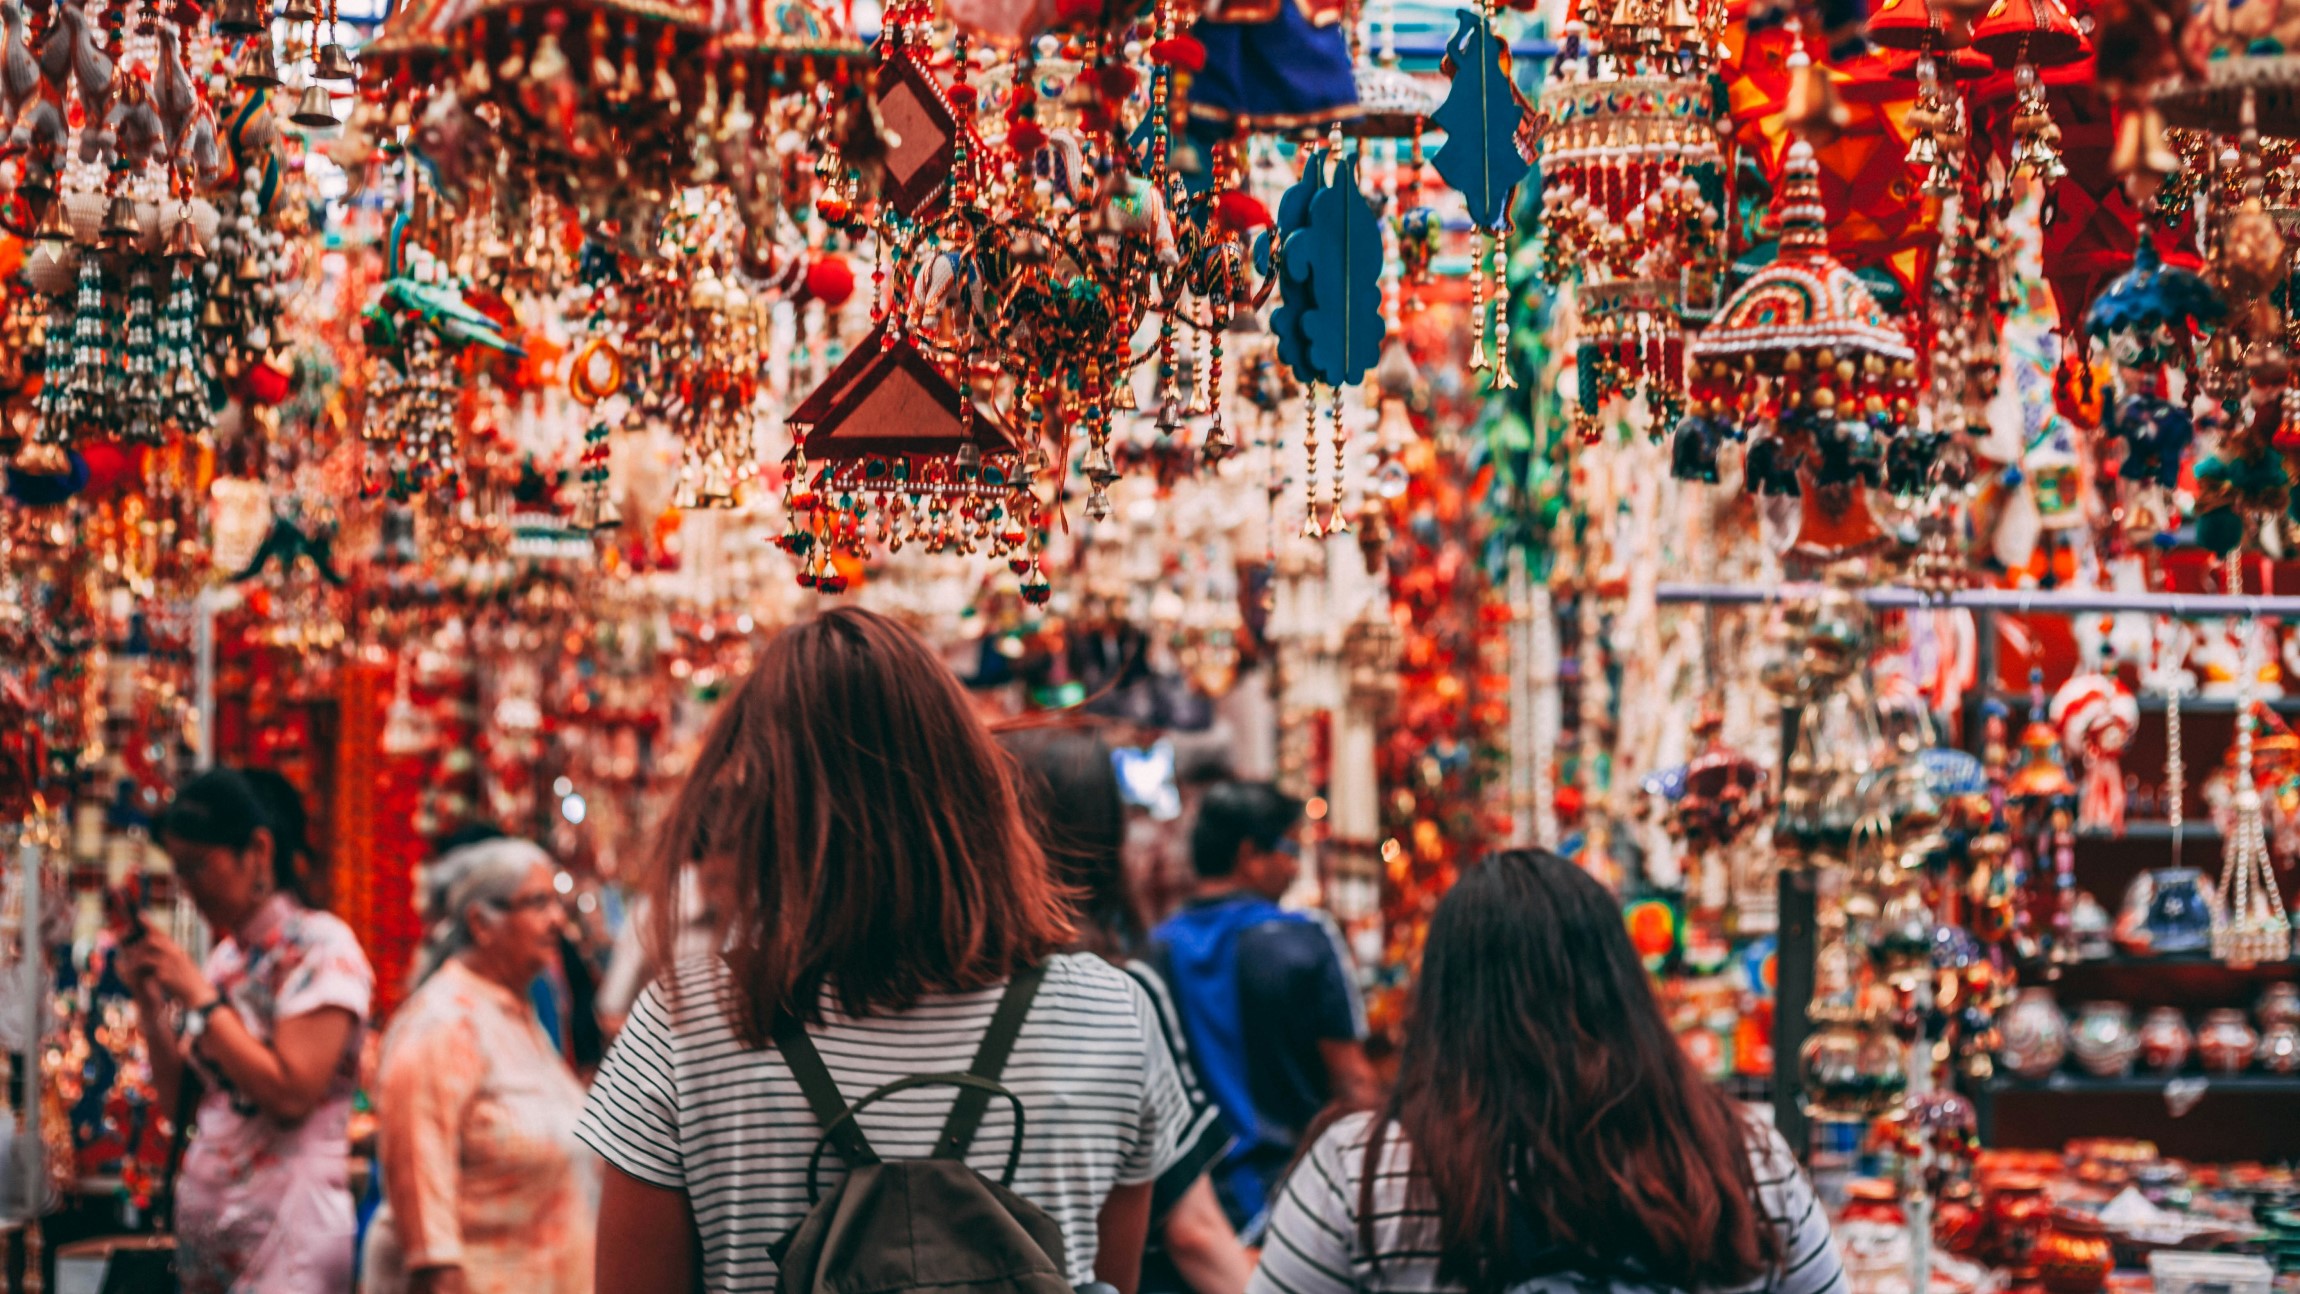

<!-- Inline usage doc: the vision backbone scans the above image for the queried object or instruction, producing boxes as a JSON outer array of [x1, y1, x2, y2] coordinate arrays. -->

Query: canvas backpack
[[771, 965, 1075, 1294]]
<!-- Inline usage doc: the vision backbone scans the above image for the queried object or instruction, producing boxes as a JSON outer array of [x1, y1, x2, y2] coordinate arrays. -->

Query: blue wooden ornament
[[1268, 158, 1326, 379], [1432, 8, 1530, 232], [1288, 156, 1386, 389]]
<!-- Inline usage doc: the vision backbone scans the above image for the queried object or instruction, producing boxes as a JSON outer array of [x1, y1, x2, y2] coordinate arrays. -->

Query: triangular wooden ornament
[[875, 53, 962, 220], [797, 331, 1018, 462]]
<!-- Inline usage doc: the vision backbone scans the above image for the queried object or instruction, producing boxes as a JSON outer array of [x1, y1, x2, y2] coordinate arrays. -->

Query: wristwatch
[[180, 996, 224, 1043]]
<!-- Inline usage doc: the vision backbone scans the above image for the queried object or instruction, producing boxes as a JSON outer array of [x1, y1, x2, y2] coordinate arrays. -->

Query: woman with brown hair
[[1250, 850, 1845, 1294], [579, 607, 1199, 1294]]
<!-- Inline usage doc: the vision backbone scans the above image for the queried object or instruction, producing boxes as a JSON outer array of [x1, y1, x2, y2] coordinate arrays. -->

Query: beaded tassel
[[1490, 230, 1516, 389]]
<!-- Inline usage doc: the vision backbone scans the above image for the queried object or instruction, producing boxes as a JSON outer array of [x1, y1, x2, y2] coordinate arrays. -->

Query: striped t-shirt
[[1250, 1111, 1847, 1294], [577, 952, 1201, 1293]]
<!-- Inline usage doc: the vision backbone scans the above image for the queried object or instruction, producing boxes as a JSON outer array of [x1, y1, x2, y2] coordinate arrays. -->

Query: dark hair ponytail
[[158, 768, 320, 908]]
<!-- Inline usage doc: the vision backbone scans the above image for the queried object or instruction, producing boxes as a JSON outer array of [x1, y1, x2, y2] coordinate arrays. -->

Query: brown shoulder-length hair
[[648, 606, 1073, 1046], [1363, 849, 1780, 1294]]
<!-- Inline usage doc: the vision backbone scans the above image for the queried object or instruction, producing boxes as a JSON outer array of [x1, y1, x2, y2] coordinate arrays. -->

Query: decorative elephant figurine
[[1670, 414, 1731, 484], [1745, 435, 1803, 496], [2108, 393, 2193, 490]]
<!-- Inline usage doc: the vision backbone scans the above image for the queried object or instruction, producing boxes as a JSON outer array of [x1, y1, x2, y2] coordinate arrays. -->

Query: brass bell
[[289, 81, 340, 129], [281, 0, 315, 20], [200, 297, 230, 329], [213, 0, 265, 34], [236, 38, 282, 88], [17, 156, 55, 205], [163, 214, 205, 262], [236, 249, 264, 281], [210, 269, 239, 301], [33, 199, 74, 246], [100, 194, 141, 245], [313, 41, 357, 83]]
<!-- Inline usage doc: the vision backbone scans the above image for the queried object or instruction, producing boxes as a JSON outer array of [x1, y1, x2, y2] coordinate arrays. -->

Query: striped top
[[1251, 1111, 1847, 1294], [577, 952, 1202, 1293]]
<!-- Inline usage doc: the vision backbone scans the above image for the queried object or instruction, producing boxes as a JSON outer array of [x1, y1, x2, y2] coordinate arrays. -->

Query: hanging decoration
[[1678, 139, 1919, 563], [1530, 0, 1727, 433], [1431, 4, 1529, 385]]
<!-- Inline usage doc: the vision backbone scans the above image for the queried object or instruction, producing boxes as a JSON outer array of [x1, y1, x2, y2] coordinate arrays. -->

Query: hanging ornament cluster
[[1269, 141, 1385, 537], [1528, 0, 1727, 432], [360, 0, 864, 212], [5, 0, 247, 479], [1676, 140, 1919, 561]]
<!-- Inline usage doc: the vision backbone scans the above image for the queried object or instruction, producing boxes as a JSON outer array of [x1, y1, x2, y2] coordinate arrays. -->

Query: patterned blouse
[[364, 959, 596, 1294], [175, 895, 375, 1294]]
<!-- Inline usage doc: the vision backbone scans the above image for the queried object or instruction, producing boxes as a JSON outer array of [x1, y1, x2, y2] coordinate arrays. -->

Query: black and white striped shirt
[[1250, 1111, 1848, 1294], [577, 952, 1203, 1293]]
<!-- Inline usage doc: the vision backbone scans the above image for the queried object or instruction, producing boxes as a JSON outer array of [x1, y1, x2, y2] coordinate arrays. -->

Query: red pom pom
[[1214, 191, 1272, 232], [947, 80, 978, 109], [804, 254, 856, 307], [239, 358, 292, 406], [1094, 63, 1138, 100], [76, 439, 136, 497], [1149, 36, 1206, 71], [1007, 119, 1046, 155]]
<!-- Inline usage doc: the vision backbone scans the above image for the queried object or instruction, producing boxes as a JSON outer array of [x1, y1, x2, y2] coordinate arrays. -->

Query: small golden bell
[[163, 215, 205, 262], [281, 0, 315, 21], [313, 41, 358, 83], [100, 194, 141, 244], [290, 81, 340, 128], [213, 0, 266, 35], [33, 200, 74, 245], [200, 297, 230, 329], [236, 38, 282, 88]]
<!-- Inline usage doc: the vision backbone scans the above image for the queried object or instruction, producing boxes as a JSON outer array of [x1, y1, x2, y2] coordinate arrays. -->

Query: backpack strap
[[772, 1012, 880, 1170], [935, 963, 1046, 1161]]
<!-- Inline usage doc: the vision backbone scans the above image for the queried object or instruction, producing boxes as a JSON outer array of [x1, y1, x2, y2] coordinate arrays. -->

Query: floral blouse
[[175, 895, 375, 1294], [363, 959, 595, 1294]]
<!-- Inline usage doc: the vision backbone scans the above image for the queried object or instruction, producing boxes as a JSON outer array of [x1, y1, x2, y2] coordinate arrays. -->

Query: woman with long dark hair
[[122, 768, 376, 1294], [579, 608, 1200, 1294], [1005, 727, 1251, 1294], [1251, 850, 1845, 1294]]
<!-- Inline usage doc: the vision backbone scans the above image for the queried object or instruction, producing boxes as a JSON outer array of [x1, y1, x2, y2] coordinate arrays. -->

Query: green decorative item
[[1287, 154, 1385, 391], [1434, 5, 1530, 381]]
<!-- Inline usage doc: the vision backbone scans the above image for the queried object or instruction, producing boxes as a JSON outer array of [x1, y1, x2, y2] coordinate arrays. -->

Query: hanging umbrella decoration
[[1431, 4, 1531, 388], [1528, 0, 1729, 434], [1677, 137, 1920, 560]]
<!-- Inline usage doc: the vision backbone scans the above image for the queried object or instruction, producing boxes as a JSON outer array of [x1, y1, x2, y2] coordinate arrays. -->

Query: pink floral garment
[[362, 959, 595, 1294], [174, 894, 374, 1294]]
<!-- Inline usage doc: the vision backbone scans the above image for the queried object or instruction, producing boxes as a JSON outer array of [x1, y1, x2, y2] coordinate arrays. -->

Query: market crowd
[[120, 607, 1848, 1294]]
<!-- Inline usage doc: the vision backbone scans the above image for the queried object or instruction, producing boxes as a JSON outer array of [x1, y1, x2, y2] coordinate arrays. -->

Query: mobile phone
[[106, 877, 149, 945]]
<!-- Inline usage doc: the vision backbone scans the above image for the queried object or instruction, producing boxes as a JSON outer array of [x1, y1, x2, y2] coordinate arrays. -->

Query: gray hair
[[414, 838, 554, 985]]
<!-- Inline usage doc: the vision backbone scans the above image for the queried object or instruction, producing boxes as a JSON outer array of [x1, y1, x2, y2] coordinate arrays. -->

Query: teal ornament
[[1267, 156, 1327, 380], [2195, 505, 2244, 555], [1433, 9, 1529, 232], [1286, 156, 1385, 389]]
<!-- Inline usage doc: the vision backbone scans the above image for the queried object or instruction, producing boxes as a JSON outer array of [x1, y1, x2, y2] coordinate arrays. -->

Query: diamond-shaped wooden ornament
[[793, 325, 1019, 462], [875, 54, 961, 219]]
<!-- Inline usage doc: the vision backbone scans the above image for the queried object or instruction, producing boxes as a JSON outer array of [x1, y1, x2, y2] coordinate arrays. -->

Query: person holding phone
[[120, 769, 375, 1294]]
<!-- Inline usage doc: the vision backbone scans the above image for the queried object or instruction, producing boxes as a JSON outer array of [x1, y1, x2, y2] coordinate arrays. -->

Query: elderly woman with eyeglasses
[[363, 837, 595, 1294]]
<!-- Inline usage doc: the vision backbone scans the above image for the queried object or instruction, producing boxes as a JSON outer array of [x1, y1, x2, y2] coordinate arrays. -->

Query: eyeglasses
[[489, 892, 560, 914]]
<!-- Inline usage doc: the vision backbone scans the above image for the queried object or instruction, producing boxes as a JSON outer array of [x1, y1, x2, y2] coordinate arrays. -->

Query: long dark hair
[[649, 606, 1073, 1046], [158, 768, 321, 909], [1003, 727, 1139, 960], [1367, 849, 1779, 1293]]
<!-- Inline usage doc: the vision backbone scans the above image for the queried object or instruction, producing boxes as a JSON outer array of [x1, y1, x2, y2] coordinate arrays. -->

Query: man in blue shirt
[[1151, 782, 1378, 1239]]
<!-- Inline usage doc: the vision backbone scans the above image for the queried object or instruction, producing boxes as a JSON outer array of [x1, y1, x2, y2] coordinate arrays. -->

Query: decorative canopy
[[1689, 141, 1915, 366]]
